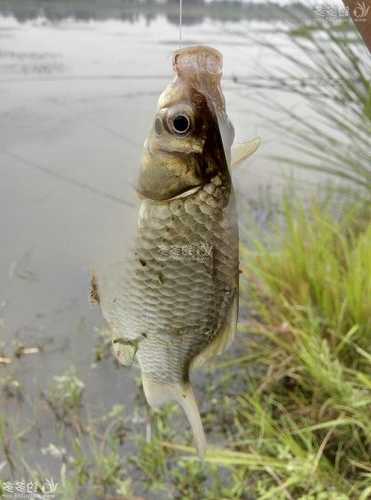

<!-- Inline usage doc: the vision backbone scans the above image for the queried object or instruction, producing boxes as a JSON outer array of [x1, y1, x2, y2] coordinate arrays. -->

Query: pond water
[[0, 0, 343, 488]]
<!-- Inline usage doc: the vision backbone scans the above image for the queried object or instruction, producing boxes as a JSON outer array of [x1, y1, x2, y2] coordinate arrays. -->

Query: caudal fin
[[142, 376, 207, 458]]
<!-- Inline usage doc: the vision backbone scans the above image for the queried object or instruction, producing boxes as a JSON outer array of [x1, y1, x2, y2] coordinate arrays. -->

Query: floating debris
[[14, 346, 41, 358], [0, 356, 12, 365], [89, 273, 101, 305]]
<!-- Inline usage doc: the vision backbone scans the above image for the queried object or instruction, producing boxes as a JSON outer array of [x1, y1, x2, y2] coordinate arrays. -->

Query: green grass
[[46, 367, 85, 417], [251, 17, 371, 197], [197, 199, 371, 498]]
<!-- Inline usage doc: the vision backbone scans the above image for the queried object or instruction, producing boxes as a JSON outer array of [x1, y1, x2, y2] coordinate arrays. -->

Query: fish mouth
[[172, 45, 234, 159], [172, 46, 225, 116], [173, 45, 223, 78]]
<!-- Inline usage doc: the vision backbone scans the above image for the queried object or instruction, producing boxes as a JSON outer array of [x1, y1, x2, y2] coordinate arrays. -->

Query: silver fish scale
[[105, 174, 238, 384]]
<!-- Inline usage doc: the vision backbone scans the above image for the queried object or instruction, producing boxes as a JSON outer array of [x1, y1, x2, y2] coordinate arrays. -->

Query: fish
[[94, 45, 259, 457]]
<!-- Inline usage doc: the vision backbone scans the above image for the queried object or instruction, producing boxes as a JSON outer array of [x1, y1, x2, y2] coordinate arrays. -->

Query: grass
[[0, 363, 135, 499], [197, 198, 371, 499], [158, 198, 370, 498], [43, 367, 85, 423], [245, 16, 371, 197], [206, 21, 371, 495]]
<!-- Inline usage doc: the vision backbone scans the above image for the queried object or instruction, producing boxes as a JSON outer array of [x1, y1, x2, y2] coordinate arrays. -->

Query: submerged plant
[[46, 367, 85, 416]]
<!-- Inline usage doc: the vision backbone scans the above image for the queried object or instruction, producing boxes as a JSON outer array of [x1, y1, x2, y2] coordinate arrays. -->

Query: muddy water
[[0, 1, 335, 483]]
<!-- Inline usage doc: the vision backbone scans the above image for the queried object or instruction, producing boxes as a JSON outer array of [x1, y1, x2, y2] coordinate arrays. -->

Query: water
[[0, 0, 343, 487]]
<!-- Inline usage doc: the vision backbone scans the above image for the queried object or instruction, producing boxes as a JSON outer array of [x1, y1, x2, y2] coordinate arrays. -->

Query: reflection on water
[[0, 0, 310, 25]]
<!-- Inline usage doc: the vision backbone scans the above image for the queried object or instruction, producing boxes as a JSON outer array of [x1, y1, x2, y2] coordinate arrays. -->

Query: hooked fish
[[94, 46, 259, 457]]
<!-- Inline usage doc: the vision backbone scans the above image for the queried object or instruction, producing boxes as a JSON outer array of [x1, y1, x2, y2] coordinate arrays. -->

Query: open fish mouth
[[172, 45, 235, 161], [172, 45, 225, 115]]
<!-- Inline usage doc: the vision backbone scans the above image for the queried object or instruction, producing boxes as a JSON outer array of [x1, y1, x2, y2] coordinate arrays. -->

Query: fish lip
[[172, 45, 225, 117], [172, 45, 223, 78]]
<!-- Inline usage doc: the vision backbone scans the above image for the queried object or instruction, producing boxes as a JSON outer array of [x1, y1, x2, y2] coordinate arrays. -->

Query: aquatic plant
[[46, 367, 85, 416]]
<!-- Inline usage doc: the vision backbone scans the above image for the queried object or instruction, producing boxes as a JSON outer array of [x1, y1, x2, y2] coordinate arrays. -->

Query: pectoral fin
[[112, 338, 138, 366], [231, 137, 261, 168]]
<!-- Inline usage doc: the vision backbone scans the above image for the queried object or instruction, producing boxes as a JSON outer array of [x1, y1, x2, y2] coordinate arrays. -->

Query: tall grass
[[248, 16, 371, 196], [205, 200, 371, 498], [186, 19, 371, 496]]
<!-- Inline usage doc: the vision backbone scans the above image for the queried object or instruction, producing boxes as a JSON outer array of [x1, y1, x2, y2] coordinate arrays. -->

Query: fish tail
[[177, 383, 207, 459], [142, 376, 207, 458]]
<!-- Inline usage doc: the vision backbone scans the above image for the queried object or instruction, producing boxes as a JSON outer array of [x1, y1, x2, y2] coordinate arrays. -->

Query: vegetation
[[253, 15, 371, 197], [208, 199, 371, 498], [46, 368, 85, 415]]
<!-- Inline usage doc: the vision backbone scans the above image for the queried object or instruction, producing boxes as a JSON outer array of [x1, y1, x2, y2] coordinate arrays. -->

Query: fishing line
[[1, 149, 135, 209], [179, 0, 183, 47]]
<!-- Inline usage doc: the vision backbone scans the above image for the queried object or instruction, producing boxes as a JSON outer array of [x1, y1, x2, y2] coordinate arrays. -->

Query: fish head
[[138, 46, 235, 201]]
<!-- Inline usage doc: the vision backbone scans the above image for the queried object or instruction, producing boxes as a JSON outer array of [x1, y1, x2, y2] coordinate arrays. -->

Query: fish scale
[[104, 174, 238, 356]]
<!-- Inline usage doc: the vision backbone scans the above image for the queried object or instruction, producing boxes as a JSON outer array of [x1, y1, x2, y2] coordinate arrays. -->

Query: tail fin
[[142, 376, 207, 458]]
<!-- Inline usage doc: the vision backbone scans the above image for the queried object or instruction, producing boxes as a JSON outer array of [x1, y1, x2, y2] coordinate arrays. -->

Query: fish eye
[[171, 114, 191, 135]]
